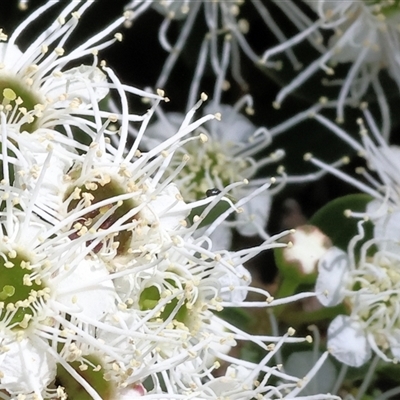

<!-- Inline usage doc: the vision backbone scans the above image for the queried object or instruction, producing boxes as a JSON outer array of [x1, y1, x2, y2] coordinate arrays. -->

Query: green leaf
[[310, 194, 375, 255], [216, 307, 252, 331], [188, 199, 232, 229]]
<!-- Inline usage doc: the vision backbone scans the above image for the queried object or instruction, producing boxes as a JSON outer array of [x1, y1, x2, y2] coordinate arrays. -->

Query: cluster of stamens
[[0, 248, 49, 330]]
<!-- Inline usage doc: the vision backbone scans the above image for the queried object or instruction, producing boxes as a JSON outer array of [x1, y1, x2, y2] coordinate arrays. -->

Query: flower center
[[172, 139, 250, 202], [347, 257, 400, 350], [139, 279, 189, 325], [0, 76, 44, 133], [57, 354, 115, 400], [0, 249, 48, 329], [65, 175, 137, 256], [364, 0, 400, 16]]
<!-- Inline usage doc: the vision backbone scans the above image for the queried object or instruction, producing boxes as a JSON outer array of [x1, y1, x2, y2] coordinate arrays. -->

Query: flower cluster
[[0, 2, 344, 400], [6, 0, 400, 398], [140, 94, 285, 249]]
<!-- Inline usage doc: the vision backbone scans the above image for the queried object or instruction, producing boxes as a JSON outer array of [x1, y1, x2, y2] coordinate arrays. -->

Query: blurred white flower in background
[[140, 94, 284, 249], [306, 106, 400, 222], [126, 0, 254, 91], [317, 235, 400, 367], [265, 0, 400, 131], [124, 0, 313, 99], [301, 107, 400, 367]]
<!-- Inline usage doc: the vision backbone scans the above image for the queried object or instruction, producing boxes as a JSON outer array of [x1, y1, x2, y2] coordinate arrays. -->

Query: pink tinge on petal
[[117, 383, 146, 399]]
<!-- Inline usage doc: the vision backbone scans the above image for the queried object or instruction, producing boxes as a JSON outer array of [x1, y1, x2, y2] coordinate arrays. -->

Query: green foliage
[[310, 194, 375, 255], [188, 198, 232, 229]]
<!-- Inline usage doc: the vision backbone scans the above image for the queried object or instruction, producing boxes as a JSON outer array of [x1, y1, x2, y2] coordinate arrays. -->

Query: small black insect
[[206, 188, 221, 197]]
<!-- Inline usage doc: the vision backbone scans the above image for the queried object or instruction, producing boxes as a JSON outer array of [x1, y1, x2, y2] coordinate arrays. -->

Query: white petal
[[235, 188, 271, 237], [206, 364, 252, 395], [205, 224, 233, 251], [0, 43, 23, 67], [316, 246, 349, 306], [218, 262, 251, 303], [152, 1, 189, 19], [388, 329, 400, 360], [328, 21, 381, 64], [367, 200, 400, 251], [57, 258, 116, 320], [143, 112, 184, 150], [0, 338, 55, 395], [141, 183, 189, 229], [328, 315, 371, 367], [204, 315, 234, 367], [14, 135, 72, 200], [45, 65, 109, 108], [373, 146, 400, 173], [205, 104, 255, 143]]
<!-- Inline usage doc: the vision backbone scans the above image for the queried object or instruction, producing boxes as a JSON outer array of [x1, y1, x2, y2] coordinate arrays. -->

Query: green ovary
[[57, 355, 115, 400], [66, 178, 137, 255], [139, 282, 188, 324], [0, 76, 43, 133], [174, 140, 249, 202], [0, 251, 46, 329]]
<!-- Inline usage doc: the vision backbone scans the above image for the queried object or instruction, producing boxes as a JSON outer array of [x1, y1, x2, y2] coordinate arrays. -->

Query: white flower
[[0, 185, 129, 398], [164, 328, 340, 400], [124, 0, 288, 95], [1, 62, 316, 398], [264, 0, 400, 124], [125, 0, 249, 91], [141, 96, 283, 248], [91, 219, 319, 397], [306, 109, 400, 220], [0, 338, 54, 397], [0, 3, 345, 398], [317, 239, 400, 367], [303, 107, 400, 366], [0, 1, 128, 138], [96, 241, 253, 383]]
